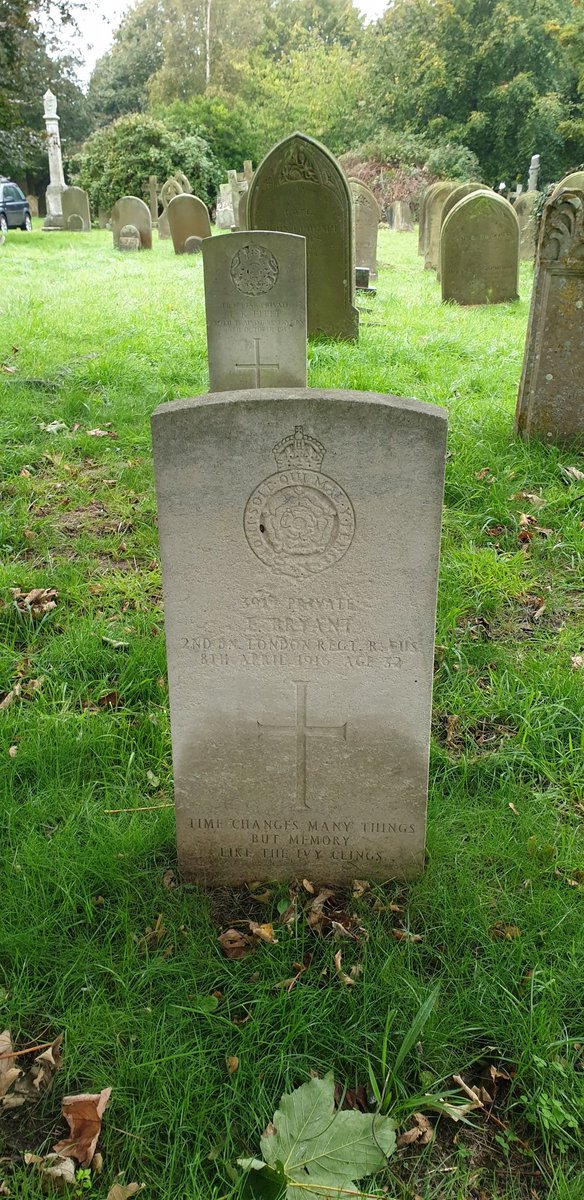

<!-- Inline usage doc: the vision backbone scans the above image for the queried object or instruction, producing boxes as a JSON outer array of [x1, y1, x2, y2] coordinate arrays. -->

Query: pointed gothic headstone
[[247, 132, 358, 341]]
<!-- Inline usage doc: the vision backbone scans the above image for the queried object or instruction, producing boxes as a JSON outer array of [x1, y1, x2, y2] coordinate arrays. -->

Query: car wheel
[[0, 214, 7, 234], [22, 214, 32, 232]]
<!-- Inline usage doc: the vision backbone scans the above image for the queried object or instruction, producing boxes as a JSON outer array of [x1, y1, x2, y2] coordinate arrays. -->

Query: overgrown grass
[[0, 226, 582, 1199]]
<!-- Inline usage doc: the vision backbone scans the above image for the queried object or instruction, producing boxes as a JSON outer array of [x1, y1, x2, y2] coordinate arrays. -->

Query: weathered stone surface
[[158, 177, 185, 240], [386, 200, 413, 231], [119, 224, 141, 251], [437, 182, 485, 278], [514, 192, 539, 261], [62, 186, 91, 232], [111, 197, 152, 250], [148, 175, 158, 224], [441, 191, 519, 305], [418, 183, 443, 256], [202, 231, 307, 391], [216, 183, 235, 229], [424, 181, 460, 270], [27, 195, 39, 217], [551, 171, 584, 198], [42, 89, 65, 230], [238, 190, 248, 229], [151, 387, 447, 884], [515, 189, 584, 443], [349, 179, 380, 276], [185, 235, 203, 254], [168, 193, 211, 253], [248, 132, 358, 341], [528, 154, 540, 192]]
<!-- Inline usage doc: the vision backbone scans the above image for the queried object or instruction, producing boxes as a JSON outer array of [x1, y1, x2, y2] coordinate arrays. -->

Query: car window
[[4, 186, 20, 201], [13, 186, 25, 201]]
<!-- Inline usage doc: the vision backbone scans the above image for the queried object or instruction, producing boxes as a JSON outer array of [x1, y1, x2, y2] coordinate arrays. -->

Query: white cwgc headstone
[[202, 231, 307, 391], [152, 387, 447, 884]]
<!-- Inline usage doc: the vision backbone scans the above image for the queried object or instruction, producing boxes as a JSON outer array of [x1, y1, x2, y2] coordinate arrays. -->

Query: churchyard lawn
[[0, 227, 582, 1199]]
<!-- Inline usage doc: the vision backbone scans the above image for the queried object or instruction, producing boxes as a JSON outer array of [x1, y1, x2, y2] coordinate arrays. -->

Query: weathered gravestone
[[238, 190, 248, 229], [148, 175, 158, 225], [111, 197, 152, 250], [151, 387, 447, 884], [514, 192, 539, 261], [437, 182, 485, 279], [418, 183, 442, 257], [424, 181, 459, 270], [216, 183, 235, 229], [168, 193, 211, 254], [62, 186, 91, 232], [386, 201, 413, 232], [158, 177, 185, 240], [349, 179, 380, 277], [515, 189, 584, 444], [441, 191, 519, 305], [248, 132, 358, 341], [202, 231, 307, 391], [528, 154, 540, 192], [551, 171, 584, 199], [27, 195, 39, 218]]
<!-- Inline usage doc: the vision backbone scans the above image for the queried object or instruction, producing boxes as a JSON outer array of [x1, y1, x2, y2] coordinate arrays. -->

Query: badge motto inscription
[[244, 426, 356, 578]]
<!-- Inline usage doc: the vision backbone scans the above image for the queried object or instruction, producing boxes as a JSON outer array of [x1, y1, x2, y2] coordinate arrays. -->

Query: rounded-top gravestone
[[111, 197, 152, 250], [418, 182, 443, 256], [167, 193, 211, 254], [551, 171, 584, 199], [424, 181, 460, 270], [248, 131, 358, 341], [441, 190, 519, 305], [437, 182, 485, 278], [349, 178, 380, 277], [61, 185, 91, 232]]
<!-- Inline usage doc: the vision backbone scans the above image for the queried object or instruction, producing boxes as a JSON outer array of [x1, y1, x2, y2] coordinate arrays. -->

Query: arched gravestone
[[515, 189, 584, 444], [551, 171, 584, 199], [424, 181, 460, 270], [349, 178, 380, 277], [61, 186, 91, 232], [111, 197, 152, 250], [168, 193, 211, 254], [441, 191, 519, 305], [418, 182, 442, 256], [437, 182, 485, 278], [248, 132, 358, 341], [119, 224, 141, 251], [514, 192, 539, 260], [159, 176, 189, 240], [238, 190, 248, 229]]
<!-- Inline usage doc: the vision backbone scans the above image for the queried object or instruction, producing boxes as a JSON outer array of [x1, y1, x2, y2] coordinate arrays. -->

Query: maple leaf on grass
[[240, 1072, 396, 1199], [53, 1087, 111, 1166]]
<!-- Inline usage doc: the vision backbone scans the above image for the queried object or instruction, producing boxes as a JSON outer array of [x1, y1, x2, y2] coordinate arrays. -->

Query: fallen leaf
[[218, 928, 255, 960], [226, 1056, 239, 1075], [306, 887, 336, 929], [25, 1153, 77, 1190], [571, 655, 583, 671], [39, 420, 68, 434], [7, 746, 17, 758], [560, 465, 584, 482], [397, 1111, 434, 1147], [86, 428, 117, 439], [53, 1086, 112, 1166], [1, 1033, 63, 1109], [249, 921, 278, 944], [10, 588, 58, 618], [334, 949, 355, 987], [475, 467, 495, 482], [391, 929, 423, 943], [97, 691, 123, 709], [351, 879, 370, 898], [490, 923, 521, 940], [107, 1184, 143, 1200], [162, 869, 177, 889], [0, 685, 21, 712], [334, 1081, 369, 1112], [0, 1033, 20, 1101], [302, 878, 315, 894], [513, 491, 545, 507]]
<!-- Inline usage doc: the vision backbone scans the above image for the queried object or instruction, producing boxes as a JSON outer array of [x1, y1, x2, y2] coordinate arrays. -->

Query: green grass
[[0, 225, 583, 1200]]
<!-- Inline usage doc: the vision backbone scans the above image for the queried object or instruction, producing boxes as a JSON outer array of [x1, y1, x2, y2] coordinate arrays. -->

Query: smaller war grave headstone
[[202, 231, 307, 391], [515, 188, 584, 443], [440, 190, 519, 305], [248, 132, 358, 341], [151, 387, 447, 884], [61, 185, 91, 232], [514, 192, 539, 261], [111, 197, 152, 251], [168, 193, 211, 254], [349, 179, 380, 277]]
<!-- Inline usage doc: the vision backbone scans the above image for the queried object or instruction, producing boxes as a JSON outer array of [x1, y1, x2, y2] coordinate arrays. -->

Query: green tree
[[156, 93, 260, 174], [87, 0, 164, 124], [72, 112, 220, 211]]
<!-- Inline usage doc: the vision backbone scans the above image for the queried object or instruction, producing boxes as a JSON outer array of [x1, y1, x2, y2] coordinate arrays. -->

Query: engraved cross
[[236, 338, 280, 387], [257, 681, 347, 810]]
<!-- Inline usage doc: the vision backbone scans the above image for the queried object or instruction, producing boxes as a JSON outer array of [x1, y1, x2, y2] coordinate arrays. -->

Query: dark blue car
[[0, 181, 32, 232]]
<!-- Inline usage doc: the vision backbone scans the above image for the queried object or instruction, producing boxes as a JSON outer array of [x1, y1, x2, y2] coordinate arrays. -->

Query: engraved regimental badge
[[230, 244, 279, 295], [244, 426, 355, 578]]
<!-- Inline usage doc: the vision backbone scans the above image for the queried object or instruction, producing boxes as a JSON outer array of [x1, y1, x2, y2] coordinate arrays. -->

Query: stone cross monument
[[43, 89, 66, 230], [528, 154, 540, 192]]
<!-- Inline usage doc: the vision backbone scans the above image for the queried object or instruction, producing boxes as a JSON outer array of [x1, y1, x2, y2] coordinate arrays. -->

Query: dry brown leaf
[[561, 465, 584, 482], [571, 654, 584, 671], [391, 929, 423, 943], [397, 1111, 434, 1147], [334, 949, 355, 987], [86, 429, 117, 439], [0, 684, 21, 712], [306, 887, 335, 928], [0, 1181, 10, 1196], [475, 467, 495, 482], [226, 1056, 239, 1075], [351, 879, 370, 898], [25, 1153, 77, 1191], [0, 1033, 20, 1101], [513, 491, 545, 506], [1, 1033, 63, 1109], [53, 1086, 112, 1166], [162, 869, 177, 889], [10, 588, 58, 618], [218, 928, 255, 960], [302, 878, 315, 894], [107, 1184, 143, 1200], [490, 923, 521, 940], [249, 921, 278, 944]]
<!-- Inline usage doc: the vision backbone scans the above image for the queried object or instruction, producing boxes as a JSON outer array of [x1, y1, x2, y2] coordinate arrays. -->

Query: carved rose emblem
[[262, 487, 337, 558]]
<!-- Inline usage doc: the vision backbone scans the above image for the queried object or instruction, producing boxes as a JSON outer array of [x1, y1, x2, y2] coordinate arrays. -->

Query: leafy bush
[[155, 94, 260, 177], [72, 113, 221, 213]]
